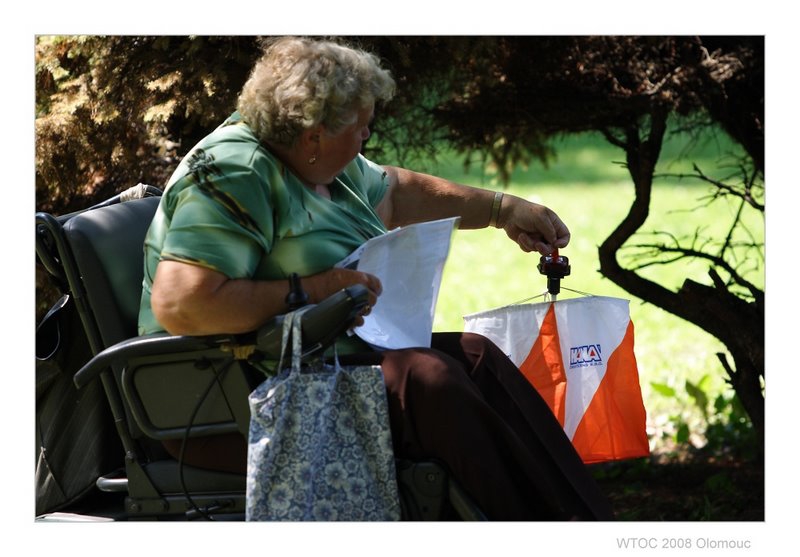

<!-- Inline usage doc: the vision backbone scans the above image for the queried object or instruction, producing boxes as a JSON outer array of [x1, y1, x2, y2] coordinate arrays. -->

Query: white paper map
[[336, 217, 459, 349]]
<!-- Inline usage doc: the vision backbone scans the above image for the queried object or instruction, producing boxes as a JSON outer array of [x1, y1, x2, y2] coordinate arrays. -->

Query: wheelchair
[[35, 185, 486, 521]]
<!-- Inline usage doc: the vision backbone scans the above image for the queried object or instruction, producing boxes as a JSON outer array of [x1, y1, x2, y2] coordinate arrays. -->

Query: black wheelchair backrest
[[62, 196, 160, 347]]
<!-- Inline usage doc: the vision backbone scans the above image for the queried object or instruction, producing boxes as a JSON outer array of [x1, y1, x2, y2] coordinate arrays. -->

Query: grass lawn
[[404, 127, 764, 450]]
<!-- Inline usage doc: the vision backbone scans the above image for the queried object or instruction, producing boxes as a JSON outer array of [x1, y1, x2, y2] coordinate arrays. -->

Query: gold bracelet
[[489, 191, 504, 228]]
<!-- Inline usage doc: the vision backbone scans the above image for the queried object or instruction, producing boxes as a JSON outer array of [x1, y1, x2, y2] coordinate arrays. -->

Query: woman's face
[[314, 104, 374, 184]]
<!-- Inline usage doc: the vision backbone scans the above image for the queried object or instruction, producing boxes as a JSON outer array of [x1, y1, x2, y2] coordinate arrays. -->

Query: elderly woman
[[138, 36, 612, 521]]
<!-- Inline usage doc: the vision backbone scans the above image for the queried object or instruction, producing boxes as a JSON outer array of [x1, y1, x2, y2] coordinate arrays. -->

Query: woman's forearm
[[151, 261, 381, 336], [379, 165, 570, 255]]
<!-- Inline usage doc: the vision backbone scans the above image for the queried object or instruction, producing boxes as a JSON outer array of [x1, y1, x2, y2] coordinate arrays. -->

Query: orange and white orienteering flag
[[464, 296, 649, 463]]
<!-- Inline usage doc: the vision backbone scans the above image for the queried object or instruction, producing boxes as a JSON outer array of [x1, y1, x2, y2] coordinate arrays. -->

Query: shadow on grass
[[592, 448, 764, 521]]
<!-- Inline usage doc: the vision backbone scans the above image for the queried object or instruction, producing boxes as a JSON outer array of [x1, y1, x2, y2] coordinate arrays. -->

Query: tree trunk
[[598, 112, 764, 449]]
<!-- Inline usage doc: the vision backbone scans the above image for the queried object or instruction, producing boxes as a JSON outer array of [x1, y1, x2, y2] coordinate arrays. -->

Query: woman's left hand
[[498, 194, 571, 255]]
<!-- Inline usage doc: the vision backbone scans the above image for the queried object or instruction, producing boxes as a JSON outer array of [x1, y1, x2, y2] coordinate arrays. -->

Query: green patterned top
[[138, 112, 389, 336]]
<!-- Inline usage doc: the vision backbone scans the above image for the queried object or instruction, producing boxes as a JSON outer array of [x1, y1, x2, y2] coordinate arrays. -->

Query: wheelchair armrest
[[255, 284, 370, 357], [73, 333, 237, 389], [73, 284, 371, 389]]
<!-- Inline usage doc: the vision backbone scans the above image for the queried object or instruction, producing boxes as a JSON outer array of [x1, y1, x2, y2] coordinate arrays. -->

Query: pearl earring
[[308, 155, 317, 165]]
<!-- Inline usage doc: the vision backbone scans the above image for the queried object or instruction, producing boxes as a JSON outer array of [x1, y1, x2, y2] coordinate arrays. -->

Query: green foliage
[[648, 372, 756, 455], [650, 382, 677, 398], [705, 390, 758, 458], [36, 36, 763, 214], [35, 35, 260, 214], [686, 376, 711, 420]]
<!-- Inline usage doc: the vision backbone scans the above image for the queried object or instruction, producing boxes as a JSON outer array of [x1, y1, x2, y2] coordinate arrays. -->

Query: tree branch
[[654, 163, 764, 212], [622, 233, 763, 302]]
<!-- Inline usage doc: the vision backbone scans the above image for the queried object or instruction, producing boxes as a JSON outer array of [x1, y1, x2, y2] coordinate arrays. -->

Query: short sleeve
[[352, 154, 389, 207], [159, 161, 274, 279]]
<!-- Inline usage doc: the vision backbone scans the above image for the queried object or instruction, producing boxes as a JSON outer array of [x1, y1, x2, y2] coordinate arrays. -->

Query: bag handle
[[276, 306, 314, 374]]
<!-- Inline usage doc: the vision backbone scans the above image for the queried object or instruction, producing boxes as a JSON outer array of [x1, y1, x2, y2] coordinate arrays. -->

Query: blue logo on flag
[[570, 344, 602, 368]]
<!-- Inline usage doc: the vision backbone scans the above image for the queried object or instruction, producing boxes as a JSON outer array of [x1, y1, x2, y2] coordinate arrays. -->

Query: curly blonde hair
[[237, 37, 396, 147]]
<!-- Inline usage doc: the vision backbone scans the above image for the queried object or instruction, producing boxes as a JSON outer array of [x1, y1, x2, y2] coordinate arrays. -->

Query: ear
[[300, 126, 323, 149]]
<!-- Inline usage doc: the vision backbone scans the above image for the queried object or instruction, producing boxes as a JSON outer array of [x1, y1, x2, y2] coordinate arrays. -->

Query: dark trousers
[[165, 333, 614, 520]]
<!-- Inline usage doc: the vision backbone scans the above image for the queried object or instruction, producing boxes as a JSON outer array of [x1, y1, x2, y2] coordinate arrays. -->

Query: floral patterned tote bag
[[246, 308, 401, 521]]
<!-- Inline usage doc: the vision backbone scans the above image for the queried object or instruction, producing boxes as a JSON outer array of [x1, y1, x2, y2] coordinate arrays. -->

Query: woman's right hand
[[304, 268, 382, 326]]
